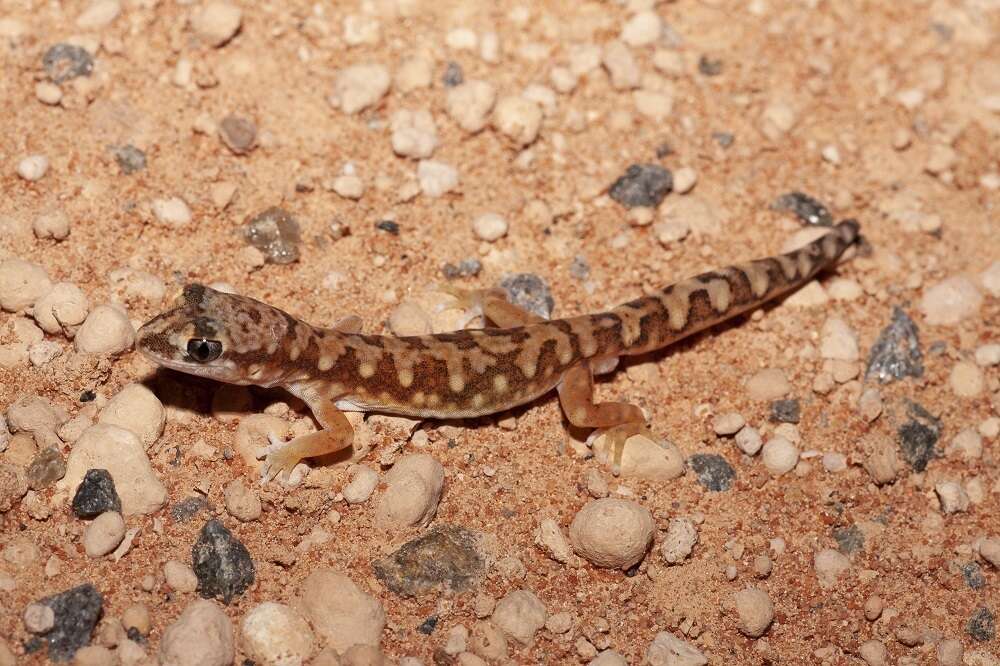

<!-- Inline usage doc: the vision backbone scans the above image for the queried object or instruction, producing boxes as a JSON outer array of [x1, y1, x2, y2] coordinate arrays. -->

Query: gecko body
[[138, 220, 860, 480]]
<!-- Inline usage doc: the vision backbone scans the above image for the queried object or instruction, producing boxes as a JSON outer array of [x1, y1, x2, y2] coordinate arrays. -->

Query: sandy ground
[[1, 0, 999, 664]]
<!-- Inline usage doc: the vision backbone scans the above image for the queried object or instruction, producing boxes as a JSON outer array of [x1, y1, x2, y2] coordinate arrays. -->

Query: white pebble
[[191, 2, 243, 47], [374, 454, 444, 528], [712, 412, 745, 436], [446, 27, 478, 51], [549, 66, 578, 94], [948, 428, 983, 460], [23, 602, 55, 633], [224, 479, 261, 522], [164, 560, 199, 592], [29, 341, 62, 367], [297, 569, 385, 653], [446, 80, 497, 133], [980, 417, 1000, 439], [602, 41, 640, 90], [949, 361, 984, 397], [159, 600, 235, 666], [491, 590, 546, 645], [76, 0, 121, 29], [75, 304, 136, 354], [472, 213, 509, 242], [735, 426, 763, 455], [332, 175, 364, 200], [0, 258, 53, 312], [33, 211, 70, 240], [83, 511, 126, 558], [108, 267, 166, 303], [827, 278, 863, 301], [16, 155, 49, 181], [814, 548, 850, 588], [822, 452, 847, 473], [343, 14, 380, 46], [975, 344, 1000, 366], [935, 481, 970, 514], [479, 32, 500, 63], [732, 587, 774, 638], [151, 197, 192, 228], [569, 498, 654, 569], [417, 160, 459, 197], [654, 219, 690, 245], [762, 437, 799, 475], [660, 517, 698, 564], [858, 640, 888, 666], [394, 55, 432, 93], [591, 431, 684, 481], [333, 64, 391, 115], [35, 82, 63, 105], [522, 84, 557, 116], [981, 260, 1000, 297], [569, 43, 602, 76], [241, 602, 315, 666], [620, 10, 662, 47], [920, 276, 983, 326], [98, 383, 165, 447], [633, 89, 673, 121], [820, 317, 860, 361], [652, 49, 685, 76], [644, 632, 707, 666], [342, 464, 378, 504], [493, 96, 543, 146], [535, 518, 574, 564], [672, 167, 697, 194], [745, 368, 791, 401], [391, 109, 438, 159], [760, 100, 798, 140], [858, 387, 883, 422]]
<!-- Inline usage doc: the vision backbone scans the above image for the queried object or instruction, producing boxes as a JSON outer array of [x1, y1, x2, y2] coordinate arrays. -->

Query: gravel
[[71, 469, 121, 518], [769, 399, 800, 424], [967, 607, 995, 642], [832, 525, 864, 554], [569, 498, 655, 569], [218, 114, 256, 154], [686, 453, 735, 491], [42, 44, 94, 83], [112, 145, 146, 174], [609, 164, 673, 208], [191, 519, 255, 604], [771, 191, 833, 226], [897, 401, 940, 472], [36, 583, 103, 661], [866, 307, 924, 382], [374, 525, 488, 597], [244, 206, 301, 264]]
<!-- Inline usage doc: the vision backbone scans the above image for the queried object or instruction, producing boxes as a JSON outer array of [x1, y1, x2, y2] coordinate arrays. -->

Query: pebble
[[387, 301, 431, 337], [827, 278, 863, 301], [654, 219, 690, 245], [391, 109, 438, 159], [16, 154, 49, 181], [967, 607, 995, 642], [35, 81, 63, 105], [545, 612, 573, 635], [192, 2, 243, 47], [609, 164, 672, 208], [3, 536, 40, 568], [23, 602, 55, 633], [241, 602, 315, 665], [471, 212, 509, 242], [732, 588, 774, 638], [592, 431, 685, 481], [522, 84, 556, 116], [950, 361, 984, 397], [937, 639, 964, 666], [151, 197, 192, 227], [644, 631, 707, 666], [0, 258, 53, 312], [981, 538, 1000, 568], [0, 463, 28, 512], [60, 424, 167, 515], [920, 277, 983, 326], [981, 260, 1000, 296], [672, 167, 697, 194], [863, 437, 899, 485], [374, 454, 444, 529], [762, 437, 799, 475], [76, 0, 121, 29], [760, 100, 798, 140], [687, 453, 735, 491], [980, 417, 1000, 439], [602, 40, 640, 90], [373, 525, 488, 597], [244, 206, 301, 264], [75, 304, 135, 354], [71, 469, 121, 518], [469, 621, 507, 661], [660, 517, 698, 564], [814, 548, 850, 588], [42, 44, 94, 83], [976, 344, 1000, 366], [712, 412, 745, 436], [334, 64, 391, 115], [417, 160, 459, 197], [36, 584, 103, 661], [491, 590, 546, 645], [122, 603, 151, 636], [935, 481, 970, 514], [98, 383, 164, 447], [342, 464, 378, 504], [569, 498, 655, 569], [590, 650, 628, 666], [192, 519, 255, 603], [820, 317, 860, 361], [33, 211, 70, 240], [949, 428, 984, 460], [164, 560, 199, 593], [858, 640, 888, 666], [113, 144, 146, 174], [343, 14, 380, 46], [863, 595, 883, 621], [159, 599, 234, 666], [395, 55, 432, 93], [25, 445, 65, 489], [223, 479, 261, 522], [83, 511, 125, 558], [7, 395, 67, 449], [446, 80, 497, 133], [621, 10, 662, 47], [499, 273, 554, 319], [858, 387, 883, 422], [633, 89, 673, 121], [866, 307, 923, 382], [73, 645, 116, 666], [735, 426, 763, 455], [218, 114, 256, 154], [746, 368, 791, 401], [332, 174, 364, 200], [493, 96, 543, 146], [298, 569, 385, 652], [770, 399, 800, 424], [822, 452, 847, 473]]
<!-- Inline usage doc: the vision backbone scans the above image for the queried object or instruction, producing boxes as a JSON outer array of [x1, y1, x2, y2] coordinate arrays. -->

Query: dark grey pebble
[[417, 615, 438, 635], [37, 583, 103, 661], [72, 469, 121, 518], [712, 132, 734, 148], [865, 307, 924, 383], [244, 207, 301, 264], [112, 145, 146, 175], [769, 399, 800, 424], [897, 401, 940, 472], [771, 192, 833, 226], [443, 62, 463, 87], [373, 525, 488, 597], [698, 55, 723, 76], [42, 44, 94, 84], [832, 525, 864, 555], [442, 258, 482, 279], [687, 454, 736, 492], [219, 115, 257, 155], [609, 164, 673, 208], [499, 273, 554, 320], [192, 519, 255, 604], [375, 220, 400, 235], [968, 607, 995, 642], [961, 562, 986, 590], [26, 446, 66, 490], [171, 496, 209, 523]]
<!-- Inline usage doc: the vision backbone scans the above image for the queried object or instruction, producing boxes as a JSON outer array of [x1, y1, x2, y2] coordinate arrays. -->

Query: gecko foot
[[260, 433, 303, 484], [587, 423, 658, 477]]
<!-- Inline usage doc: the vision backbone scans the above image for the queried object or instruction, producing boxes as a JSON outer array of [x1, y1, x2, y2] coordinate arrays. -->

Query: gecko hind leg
[[261, 390, 354, 483]]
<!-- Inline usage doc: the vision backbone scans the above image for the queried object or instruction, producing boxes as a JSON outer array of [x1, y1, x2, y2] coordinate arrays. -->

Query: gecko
[[137, 219, 860, 482]]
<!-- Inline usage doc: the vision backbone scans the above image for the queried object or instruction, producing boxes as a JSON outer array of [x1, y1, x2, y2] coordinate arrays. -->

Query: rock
[[621, 10, 662, 46], [71, 469, 121, 518], [471, 213, 508, 242], [760, 100, 798, 139], [732, 587, 774, 637], [23, 602, 55, 633], [191, 519, 255, 604], [735, 426, 763, 455], [492, 96, 543, 146], [863, 438, 899, 485], [83, 512, 125, 558], [0, 463, 28, 512], [976, 344, 1000, 367], [297, 569, 385, 652], [569, 498, 655, 569], [981, 537, 1000, 568], [333, 64, 391, 115], [390, 109, 438, 159], [26, 446, 65, 489], [858, 388, 883, 422], [712, 412, 745, 436], [814, 548, 850, 588], [223, 479, 261, 522], [967, 607, 995, 642], [950, 361, 984, 397], [122, 603, 151, 636], [949, 428, 983, 460], [446, 80, 497, 133], [342, 464, 378, 504], [42, 43, 94, 83], [17, 154, 49, 181], [241, 602, 315, 666], [0, 258, 53, 312], [762, 437, 799, 475], [164, 560, 199, 593], [769, 399, 800, 424], [535, 518, 574, 564], [832, 525, 864, 555], [589, 650, 628, 666], [373, 525, 489, 597], [858, 640, 888, 666], [660, 517, 698, 564], [602, 40, 640, 90], [962, 562, 986, 590], [920, 277, 983, 326], [981, 260, 1000, 296], [820, 317, 860, 361], [609, 164, 672, 208], [218, 114, 256, 155], [499, 273, 554, 320], [33, 283, 89, 334], [244, 207, 301, 265], [33, 210, 70, 240], [159, 600, 235, 666], [687, 453, 735, 491], [491, 590, 546, 645], [897, 402, 940, 472], [935, 481, 970, 514], [771, 192, 833, 226], [98, 383, 165, 447], [37, 583, 103, 661], [75, 305, 136, 354], [417, 160, 459, 197], [374, 454, 444, 529], [644, 631, 707, 666], [746, 368, 791, 401], [937, 639, 964, 666], [151, 197, 192, 228], [469, 621, 507, 661], [61, 425, 166, 515], [71, 645, 115, 666], [76, 0, 121, 29], [112, 145, 146, 174], [593, 432, 685, 481], [192, 2, 243, 47]]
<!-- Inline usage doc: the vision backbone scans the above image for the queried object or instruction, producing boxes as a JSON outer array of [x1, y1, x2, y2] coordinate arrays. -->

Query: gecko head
[[137, 284, 292, 386]]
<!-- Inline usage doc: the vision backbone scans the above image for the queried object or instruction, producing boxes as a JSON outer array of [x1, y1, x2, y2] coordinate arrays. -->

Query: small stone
[[332, 175, 364, 200], [151, 197, 192, 227], [241, 602, 315, 666], [164, 560, 198, 593], [98, 383, 164, 447], [394, 55, 433, 93], [33, 283, 89, 334], [469, 621, 507, 661], [621, 10, 662, 47], [967, 607, 995, 642], [654, 219, 690, 245], [72, 469, 122, 518], [866, 307, 923, 382], [391, 109, 438, 159], [746, 368, 791, 401], [687, 454, 735, 491], [43, 43, 94, 83], [244, 207, 301, 264], [609, 164, 672, 208], [593, 432, 685, 481], [602, 40, 640, 90], [333, 64, 391, 115], [935, 481, 970, 514], [491, 590, 546, 645], [660, 517, 698, 564], [832, 525, 864, 555], [760, 101, 798, 140], [976, 344, 1000, 366], [388, 301, 432, 337], [83, 511, 125, 558], [76, 0, 121, 29], [75, 305, 135, 355], [937, 639, 964, 666], [342, 464, 378, 504], [374, 454, 444, 529], [633, 89, 673, 120], [712, 412, 744, 436], [858, 388, 883, 422], [735, 426, 763, 455], [499, 273, 554, 319], [772, 192, 832, 226], [814, 548, 850, 588], [35, 81, 63, 105], [16, 155, 49, 181], [121, 603, 151, 636], [981, 538, 1000, 569], [732, 588, 774, 638], [0, 464, 29, 512], [949, 428, 983, 460], [897, 402, 940, 472], [373, 525, 488, 597], [920, 276, 983, 326], [159, 600, 234, 666], [343, 14, 380, 46], [863, 438, 899, 485], [37, 584, 103, 661], [962, 562, 986, 590], [535, 518, 574, 564], [33, 211, 71, 240], [950, 361, 984, 397], [218, 114, 256, 155], [864, 595, 883, 621], [192, 2, 243, 47], [112, 145, 145, 174], [26, 446, 66, 490], [417, 160, 459, 197], [23, 602, 55, 633], [820, 317, 860, 361], [981, 260, 1000, 296], [762, 437, 799, 475], [223, 479, 261, 522], [645, 631, 707, 666], [298, 569, 385, 652], [446, 80, 497, 133], [191, 519, 255, 604], [472, 213, 509, 242], [493, 96, 543, 146], [769, 399, 800, 424], [569, 498, 655, 569], [672, 167, 697, 194], [858, 640, 888, 666]]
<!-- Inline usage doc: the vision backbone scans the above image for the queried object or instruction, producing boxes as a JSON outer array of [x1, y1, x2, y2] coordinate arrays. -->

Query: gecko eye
[[186, 338, 223, 363]]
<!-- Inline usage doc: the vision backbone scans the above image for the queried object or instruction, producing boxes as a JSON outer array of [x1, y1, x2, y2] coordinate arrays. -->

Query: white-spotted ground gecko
[[137, 220, 860, 481]]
